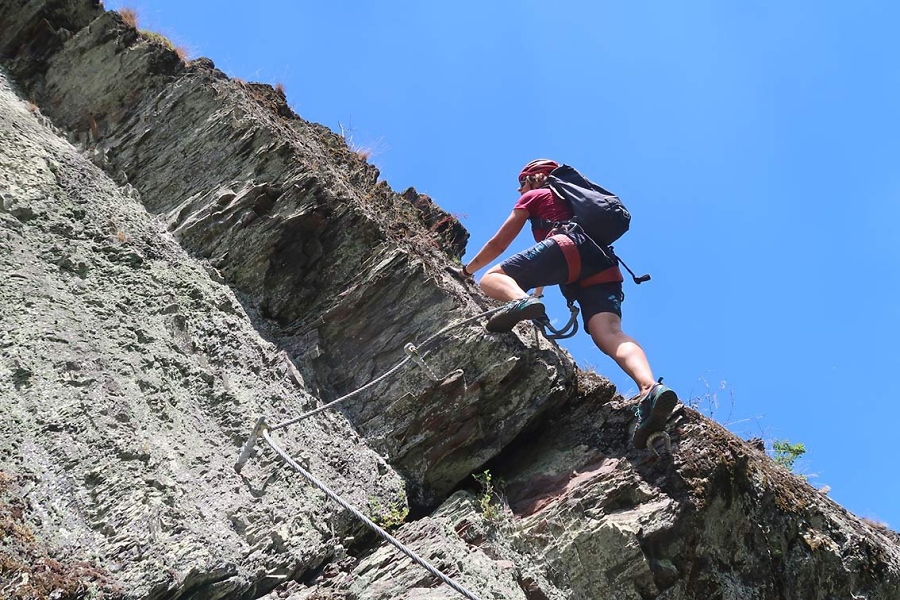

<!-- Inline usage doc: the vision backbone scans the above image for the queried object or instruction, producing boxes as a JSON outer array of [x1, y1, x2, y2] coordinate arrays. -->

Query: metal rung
[[646, 431, 672, 457], [234, 416, 267, 473]]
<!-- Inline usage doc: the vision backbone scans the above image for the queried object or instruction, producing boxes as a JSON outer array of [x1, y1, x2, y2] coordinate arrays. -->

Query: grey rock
[[1, 3, 899, 600], [0, 63, 405, 600]]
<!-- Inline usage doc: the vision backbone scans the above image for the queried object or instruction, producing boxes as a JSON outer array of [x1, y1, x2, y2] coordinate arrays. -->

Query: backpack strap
[[610, 247, 651, 284]]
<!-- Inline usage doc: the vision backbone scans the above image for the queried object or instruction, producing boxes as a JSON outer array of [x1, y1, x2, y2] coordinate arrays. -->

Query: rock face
[[0, 2, 898, 599]]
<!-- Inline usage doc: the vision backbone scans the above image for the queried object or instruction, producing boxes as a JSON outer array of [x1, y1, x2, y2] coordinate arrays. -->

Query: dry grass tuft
[[118, 7, 138, 29], [338, 121, 387, 163], [275, 82, 285, 95], [863, 517, 889, 531], [138, 30, 189, 63]]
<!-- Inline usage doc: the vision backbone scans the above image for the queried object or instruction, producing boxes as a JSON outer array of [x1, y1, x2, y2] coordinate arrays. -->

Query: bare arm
[[462, 209, 529, 275]]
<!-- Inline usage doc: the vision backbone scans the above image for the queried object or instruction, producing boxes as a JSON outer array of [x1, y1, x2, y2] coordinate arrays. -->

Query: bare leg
[[479, 266, 529, 302], [587, 312, 656, 394]]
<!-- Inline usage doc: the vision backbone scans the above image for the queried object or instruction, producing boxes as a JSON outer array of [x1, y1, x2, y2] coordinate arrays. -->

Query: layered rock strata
[[1, 2, 899, 599]]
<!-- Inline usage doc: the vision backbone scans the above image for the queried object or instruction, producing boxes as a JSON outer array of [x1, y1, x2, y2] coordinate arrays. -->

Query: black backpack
[[545, 164, 631, 245], [534, 164, 649, 284]]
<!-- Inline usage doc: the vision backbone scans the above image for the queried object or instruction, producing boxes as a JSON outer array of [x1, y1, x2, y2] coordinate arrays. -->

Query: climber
[[456, 159, 679, 449]]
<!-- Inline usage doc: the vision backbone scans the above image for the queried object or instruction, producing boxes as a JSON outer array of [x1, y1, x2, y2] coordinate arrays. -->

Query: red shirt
[[513, 188, 574, 242]]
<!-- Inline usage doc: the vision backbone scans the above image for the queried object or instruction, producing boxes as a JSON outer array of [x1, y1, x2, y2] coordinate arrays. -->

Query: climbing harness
[[235, 304, 515, 600], [542, 222, 651, 286], [548, 230, 624, 286]]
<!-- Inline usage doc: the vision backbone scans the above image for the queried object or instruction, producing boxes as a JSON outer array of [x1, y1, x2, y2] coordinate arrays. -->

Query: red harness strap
[[578, 265, 624, 288], [549, 234, 581, 284], [550, 234, 624, 287]]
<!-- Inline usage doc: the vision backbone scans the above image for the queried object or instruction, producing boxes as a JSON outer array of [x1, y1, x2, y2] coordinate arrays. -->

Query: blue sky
[[104, 1, 900, 527]]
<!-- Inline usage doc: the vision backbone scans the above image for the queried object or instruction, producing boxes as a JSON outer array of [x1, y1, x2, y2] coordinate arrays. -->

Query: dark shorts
[[499, 233, 625, 326]]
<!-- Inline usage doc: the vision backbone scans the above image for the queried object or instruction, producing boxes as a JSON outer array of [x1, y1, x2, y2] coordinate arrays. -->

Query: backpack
[[545, 164, 631, 246], [535, 164, 650, 284]]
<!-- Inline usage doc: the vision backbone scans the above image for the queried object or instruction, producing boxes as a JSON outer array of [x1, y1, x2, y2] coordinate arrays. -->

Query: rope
[[235, 301, 540, 599], [262, 428, 483, 600], [269, 303, 509, 432], [414, 303, 509, 351], [271, 355, 413, 431]]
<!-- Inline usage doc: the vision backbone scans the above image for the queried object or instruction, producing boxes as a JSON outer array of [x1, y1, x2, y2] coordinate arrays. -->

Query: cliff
[[1, 2, 898, 599]]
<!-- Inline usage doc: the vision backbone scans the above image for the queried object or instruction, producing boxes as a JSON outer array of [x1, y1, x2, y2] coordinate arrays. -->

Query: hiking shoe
[[485, 297, 547, 333], [632, 383, 679, 449]]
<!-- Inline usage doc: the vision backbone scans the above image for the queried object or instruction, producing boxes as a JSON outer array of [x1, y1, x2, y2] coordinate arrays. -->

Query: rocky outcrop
[[0, 65, 409, 598], [492, 375, 900, 599], [292, 372, 900, 599], [0, 1, 571, 509], [1, 2, 899, 599]]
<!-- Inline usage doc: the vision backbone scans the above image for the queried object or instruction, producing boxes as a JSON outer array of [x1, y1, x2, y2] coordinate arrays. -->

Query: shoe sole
[[633, 389, 678, 449], [485, 302, 547, 333]]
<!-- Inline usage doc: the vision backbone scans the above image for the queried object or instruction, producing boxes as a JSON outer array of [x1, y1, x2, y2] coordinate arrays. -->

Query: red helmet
[[518, 159, 559, 183]]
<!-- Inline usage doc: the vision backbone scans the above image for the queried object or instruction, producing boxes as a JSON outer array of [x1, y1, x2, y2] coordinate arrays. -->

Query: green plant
[[772, 439, 806, 471], [472, 470, 505, 522], [368, 495, 409, 530]]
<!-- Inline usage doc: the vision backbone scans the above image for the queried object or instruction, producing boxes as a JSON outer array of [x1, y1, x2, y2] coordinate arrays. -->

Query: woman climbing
[[457, 159, 679, 449]]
